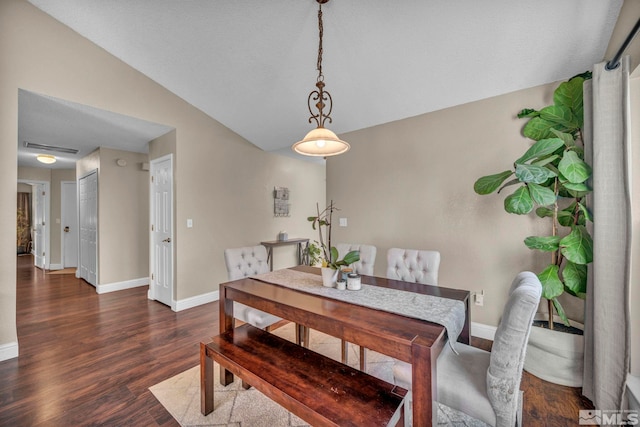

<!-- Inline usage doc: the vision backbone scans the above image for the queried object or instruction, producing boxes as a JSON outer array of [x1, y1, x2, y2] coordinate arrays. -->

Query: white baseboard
[[472, 322, 497, 341], [48, 263, 63, 271], [174, 290, 219, 312], [0, 341, 19, 362], [96, 277, 148, 294]]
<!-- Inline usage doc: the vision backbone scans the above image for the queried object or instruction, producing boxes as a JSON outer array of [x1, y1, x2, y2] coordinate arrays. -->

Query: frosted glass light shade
[[292, 127, 350, 157], [36, 154, 56, 164]]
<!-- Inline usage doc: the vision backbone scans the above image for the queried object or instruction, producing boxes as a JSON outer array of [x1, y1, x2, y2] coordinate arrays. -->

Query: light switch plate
[[339, 218, 347, 227], [187, 219, 193, 228]]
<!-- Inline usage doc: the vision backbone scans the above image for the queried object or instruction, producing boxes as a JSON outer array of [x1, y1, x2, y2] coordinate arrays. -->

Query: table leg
[[411, 336, 439, 426], [200, 342, 214, 415], [219, 285, 234, 386], [266, 247, 274, 271]]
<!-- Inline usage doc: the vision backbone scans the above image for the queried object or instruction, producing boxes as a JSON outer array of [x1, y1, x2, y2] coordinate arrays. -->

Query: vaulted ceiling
[[20, 0, 626, 167]]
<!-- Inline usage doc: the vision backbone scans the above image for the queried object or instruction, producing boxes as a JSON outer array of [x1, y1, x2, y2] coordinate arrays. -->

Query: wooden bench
[[201, 323, 407, 427]]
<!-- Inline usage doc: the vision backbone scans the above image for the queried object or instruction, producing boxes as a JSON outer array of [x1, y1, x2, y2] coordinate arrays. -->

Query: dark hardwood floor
[[0, 255, 592, 426]]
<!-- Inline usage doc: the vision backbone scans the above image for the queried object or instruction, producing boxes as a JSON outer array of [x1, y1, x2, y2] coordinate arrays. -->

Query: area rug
[[149, 323, 487, 426]]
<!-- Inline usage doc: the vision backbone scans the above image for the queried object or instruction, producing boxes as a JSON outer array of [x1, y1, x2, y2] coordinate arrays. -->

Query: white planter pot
[[320, 267, 338, 287], [524, 323, 584, 387]]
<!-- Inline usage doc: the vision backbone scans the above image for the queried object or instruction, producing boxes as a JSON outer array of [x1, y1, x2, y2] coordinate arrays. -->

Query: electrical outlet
[[475, 290, 484, 306]]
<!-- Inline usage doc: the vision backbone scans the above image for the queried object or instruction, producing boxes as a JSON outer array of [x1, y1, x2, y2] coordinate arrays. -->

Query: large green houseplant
[[473, 72, 593, 330]]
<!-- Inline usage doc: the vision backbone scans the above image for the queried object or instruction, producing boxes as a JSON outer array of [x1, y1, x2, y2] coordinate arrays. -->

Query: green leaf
[[550, 129, 576, 148], [538, 265, 564, 299], [517, 108, 540, 118], [558, 151, 592, 184], [577, 202, 593, 222], [330, 246, 339, 264], [515, 164, 557, 184], [524, 235, 562, 252], [532, 155, 560, 167], [535, 206, 554, 218], [539, 105, 578, 129], [557, 209, 575, 227], [562, 261, 587, 298], [554, 77, 584, 110], [516, 138, 565, 164], [554, 77, 585, 115], [527, 183, 556, 206], [552, 298, 570, 326], [497, 178, 521, 194], [342, 250, 360, 265], [504, 186, 533, 214], [474, 171, 513, 195], [522, 117, 557, 140], [561, 182, 590, 192], [560, 225, 593, 265]]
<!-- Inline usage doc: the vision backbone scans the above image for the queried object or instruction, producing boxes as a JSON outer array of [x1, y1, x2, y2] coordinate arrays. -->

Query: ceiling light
[[292, 0, 350, 158], [36, 154, 56, 164]]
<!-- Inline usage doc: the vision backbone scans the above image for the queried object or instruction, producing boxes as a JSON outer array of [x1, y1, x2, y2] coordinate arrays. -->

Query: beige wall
[[93, 147, 150, 284], [327, 82, 579, 327], [0, 0, 325, 352]]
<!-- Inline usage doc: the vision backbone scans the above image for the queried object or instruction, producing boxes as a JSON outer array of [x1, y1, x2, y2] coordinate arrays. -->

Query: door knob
[[64, 226, 70, 233], [162, 237, 171, 243]]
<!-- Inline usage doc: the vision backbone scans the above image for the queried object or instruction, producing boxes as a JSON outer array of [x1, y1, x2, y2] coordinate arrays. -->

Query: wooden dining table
[[214, 265, 470, 426]]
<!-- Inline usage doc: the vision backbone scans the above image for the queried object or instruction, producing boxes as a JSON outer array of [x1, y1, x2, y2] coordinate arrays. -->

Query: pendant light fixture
[[292, 0, 350, 157]]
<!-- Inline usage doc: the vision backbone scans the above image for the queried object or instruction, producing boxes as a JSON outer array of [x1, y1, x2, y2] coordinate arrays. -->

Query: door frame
[[17, 179, 50, 270], [60, 180, 79, 269], [149, 154, 175, 308]]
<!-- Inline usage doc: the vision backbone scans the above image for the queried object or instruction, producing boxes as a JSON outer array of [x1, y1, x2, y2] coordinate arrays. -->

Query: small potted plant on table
[[308, 200, 360, 287]]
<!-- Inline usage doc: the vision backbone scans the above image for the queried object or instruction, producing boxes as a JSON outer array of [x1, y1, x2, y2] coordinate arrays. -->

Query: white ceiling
[[21, 0, 624, 166]]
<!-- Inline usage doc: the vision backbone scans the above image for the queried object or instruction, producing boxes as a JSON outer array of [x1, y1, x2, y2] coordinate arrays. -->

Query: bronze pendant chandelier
[[292, 0, 350, 157]]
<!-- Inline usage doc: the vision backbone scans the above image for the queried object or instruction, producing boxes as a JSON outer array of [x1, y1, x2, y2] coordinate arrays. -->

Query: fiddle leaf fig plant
[[474, 72, 593, 329], [307, 200, 360, 270]]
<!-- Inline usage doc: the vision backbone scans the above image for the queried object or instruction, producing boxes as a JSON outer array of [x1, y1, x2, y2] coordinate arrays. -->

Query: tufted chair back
[[224, 245, 270, 280], [386, 248, 440, 285], [487, 271, 541, 427], [223, 245, 280, 330], [335, 243, 376, 275]]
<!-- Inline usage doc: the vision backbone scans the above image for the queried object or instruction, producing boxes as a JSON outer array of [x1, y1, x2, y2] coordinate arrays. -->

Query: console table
[[260, 238, 309, 271]]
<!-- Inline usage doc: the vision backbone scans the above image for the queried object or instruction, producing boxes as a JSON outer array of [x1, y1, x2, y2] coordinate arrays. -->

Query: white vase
[[320, 267, 338, 287]]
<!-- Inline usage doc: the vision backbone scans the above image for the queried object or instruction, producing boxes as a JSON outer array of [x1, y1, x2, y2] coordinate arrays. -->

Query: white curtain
[[583, 56, 632, 410]]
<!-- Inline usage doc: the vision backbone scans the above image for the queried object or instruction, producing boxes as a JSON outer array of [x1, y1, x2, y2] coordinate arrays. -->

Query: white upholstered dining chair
[[386, 247, 440, 285], [335, 243, 377, 370], [223, 245, 281, 330], [392, 271, 542, 427], [335, 243, 377, 275]]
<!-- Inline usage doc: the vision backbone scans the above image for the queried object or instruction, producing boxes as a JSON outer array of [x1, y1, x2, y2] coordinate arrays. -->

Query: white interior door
[[79, 171, 98, 286], [31, 183, 47, 269], [150, 156, 173, 307], [61, 181, 78, 268]]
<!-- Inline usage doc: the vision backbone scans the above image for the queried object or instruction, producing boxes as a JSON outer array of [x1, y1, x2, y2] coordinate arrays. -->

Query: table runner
[[251, 269, 465, 351]]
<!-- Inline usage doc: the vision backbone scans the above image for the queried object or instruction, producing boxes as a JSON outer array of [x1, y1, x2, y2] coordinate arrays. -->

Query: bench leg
[[200, 342, 214, 415], [341, 340, 349, 364], [359, 346, 367, 372], [295, 324, 310, 347]]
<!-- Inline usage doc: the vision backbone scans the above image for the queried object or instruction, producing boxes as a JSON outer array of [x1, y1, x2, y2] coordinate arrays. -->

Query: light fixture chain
[[317, 5, 323, 80]]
